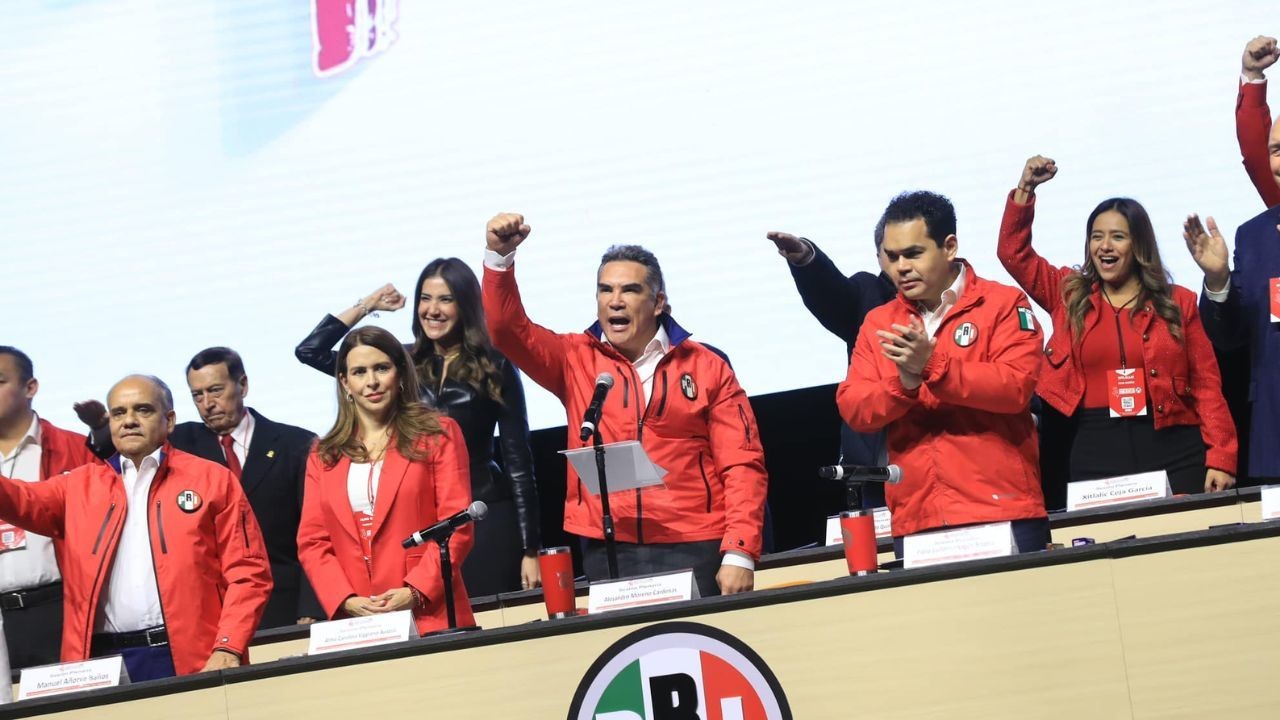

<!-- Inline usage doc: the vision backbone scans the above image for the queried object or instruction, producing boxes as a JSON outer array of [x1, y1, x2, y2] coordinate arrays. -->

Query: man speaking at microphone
[[481, 214, 769, 596], [837, 192, 1048, 554]]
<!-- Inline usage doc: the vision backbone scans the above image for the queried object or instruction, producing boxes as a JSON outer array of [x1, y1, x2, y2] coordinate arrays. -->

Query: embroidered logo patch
[[953, 322, 978, 347], [680, 373, 698, 400], [1017, 307, 1036, 332], [176, 490, 203, 513]]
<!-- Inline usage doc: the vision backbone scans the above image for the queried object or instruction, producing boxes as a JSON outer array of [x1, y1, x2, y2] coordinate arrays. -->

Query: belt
[[90, 625, 169, 654], [0, 581, 62, 611]]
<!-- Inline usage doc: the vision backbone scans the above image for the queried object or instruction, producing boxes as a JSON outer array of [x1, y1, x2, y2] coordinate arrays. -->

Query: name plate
[[18, 656, 128, 700], [1262, 485, 1280, 521], [1066, 470, 1170, 511], [903, 522, 1014, 569], [826, 507, 893, 545], [587, 570, 697, 614], [307, 610, 418, 655]]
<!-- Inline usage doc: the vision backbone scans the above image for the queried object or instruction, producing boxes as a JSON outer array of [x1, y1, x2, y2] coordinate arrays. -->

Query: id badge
[[0, 522, 27, 552], [1270, 277, 1279, 323], [1107, 368, 1148, 418]]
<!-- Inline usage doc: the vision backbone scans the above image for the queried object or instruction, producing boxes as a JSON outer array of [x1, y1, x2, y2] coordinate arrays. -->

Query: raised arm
[[1238, 36, 1280, 208], [480, 213, 573, 399], [1183, 214, 1248, 349], [997, 155, 1070, 312], [767, 232, 892, 346], [295, 284, 406, 376]]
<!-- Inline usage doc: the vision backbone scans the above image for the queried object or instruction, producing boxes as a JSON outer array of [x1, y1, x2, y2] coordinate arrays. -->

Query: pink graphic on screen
[[312, 0, 400, 77]]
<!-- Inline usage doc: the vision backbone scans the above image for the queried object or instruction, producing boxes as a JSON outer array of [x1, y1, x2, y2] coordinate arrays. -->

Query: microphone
[[402, 501, 488, 548], [579, 372, 615, 442], [817, 464, 903, 484]]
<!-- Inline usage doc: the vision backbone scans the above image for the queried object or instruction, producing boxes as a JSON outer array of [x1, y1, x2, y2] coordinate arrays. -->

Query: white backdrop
[[1, 1, 1273, 433]]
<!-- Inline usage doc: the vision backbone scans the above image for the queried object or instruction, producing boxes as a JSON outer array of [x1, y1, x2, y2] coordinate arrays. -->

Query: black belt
[[0, 581, 62, 611], [90, 625, 169, 654]]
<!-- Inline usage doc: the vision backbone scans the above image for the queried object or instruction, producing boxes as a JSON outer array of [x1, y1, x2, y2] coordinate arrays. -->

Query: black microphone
[[402, 501, 488, 548], [817, 464, 903, 484], [579, 372, 615, 442]]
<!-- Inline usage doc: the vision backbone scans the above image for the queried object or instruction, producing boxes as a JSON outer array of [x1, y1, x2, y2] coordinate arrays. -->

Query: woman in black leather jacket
[[295, 258, 541, 596]]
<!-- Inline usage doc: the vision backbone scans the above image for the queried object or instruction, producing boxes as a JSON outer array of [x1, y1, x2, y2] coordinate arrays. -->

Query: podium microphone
[[817, 464, 903, 484], [403, 501, 488, 548], [579, 373, 615, 442]]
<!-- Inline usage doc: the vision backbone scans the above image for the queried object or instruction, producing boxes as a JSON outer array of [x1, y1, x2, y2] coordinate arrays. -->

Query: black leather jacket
[[295, 314, 540, 551]]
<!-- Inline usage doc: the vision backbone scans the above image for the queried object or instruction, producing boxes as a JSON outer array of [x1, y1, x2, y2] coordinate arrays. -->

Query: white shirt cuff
[[1241, 74, 1268, 85], [720, 550, 755, 570], [483, 248, 516, 271], [1204, 278, 1232, 302]]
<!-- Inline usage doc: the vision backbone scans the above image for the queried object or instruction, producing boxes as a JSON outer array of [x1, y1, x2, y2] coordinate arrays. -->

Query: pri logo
[[953, 321, 978, 347], [312, 0, 401, 77], [568, 622, 791, 720]]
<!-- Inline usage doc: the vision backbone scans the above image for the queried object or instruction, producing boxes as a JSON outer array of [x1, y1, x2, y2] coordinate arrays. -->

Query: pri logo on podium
[[568, 622, 791, 720]]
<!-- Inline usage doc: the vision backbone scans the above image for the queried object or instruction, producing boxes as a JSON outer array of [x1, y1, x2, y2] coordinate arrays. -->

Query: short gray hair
[[598, 245, 666, 306], [114, 374, 176, 413]]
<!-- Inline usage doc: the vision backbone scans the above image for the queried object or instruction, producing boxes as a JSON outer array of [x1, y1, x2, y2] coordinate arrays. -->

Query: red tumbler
[[538, 546, 576, 618], [840, 510, 878, 575]]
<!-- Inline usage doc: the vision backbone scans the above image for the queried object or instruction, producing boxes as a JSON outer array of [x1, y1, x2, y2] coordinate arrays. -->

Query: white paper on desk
[[561, 441, 667, 495], [1261, 485, 1280, 521]]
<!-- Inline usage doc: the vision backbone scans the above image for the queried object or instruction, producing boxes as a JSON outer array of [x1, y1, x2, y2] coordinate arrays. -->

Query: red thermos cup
[[538, 546, 576, 618], [840, 510, 878, 575]]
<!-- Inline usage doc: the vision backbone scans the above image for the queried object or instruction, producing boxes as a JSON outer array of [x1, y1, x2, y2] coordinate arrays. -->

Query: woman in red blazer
[[997, 155, 1238, 495], [298, 326, 475, 633]]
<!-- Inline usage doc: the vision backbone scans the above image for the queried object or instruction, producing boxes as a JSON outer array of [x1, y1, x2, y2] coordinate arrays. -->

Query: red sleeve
[[296, 452, 358, 619], [996, 191, 1071, 312], [0, 471, 69, 539], [1237, 81, 1280, 208], [921, 291, 1043, 413], [211, 469, 274, 659], [404, 420, 473, 603], [836, 315, 920, 432], [482, 263, 572, 400], [1180, 295, 1239, 474], [703, 362, 768, 560]]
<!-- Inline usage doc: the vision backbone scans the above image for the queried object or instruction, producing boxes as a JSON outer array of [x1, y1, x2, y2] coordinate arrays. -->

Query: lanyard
[[365, 460, 381, 511], [1101, 286, 1139, 369]]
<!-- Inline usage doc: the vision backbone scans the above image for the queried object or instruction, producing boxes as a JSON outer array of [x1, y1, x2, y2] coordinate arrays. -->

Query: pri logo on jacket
[[568, 622, 791, 720]]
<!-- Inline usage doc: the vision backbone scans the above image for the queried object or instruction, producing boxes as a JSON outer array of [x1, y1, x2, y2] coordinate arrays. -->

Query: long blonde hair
[[317, 326, 444, 468], [1061, 197, 1183, 343]]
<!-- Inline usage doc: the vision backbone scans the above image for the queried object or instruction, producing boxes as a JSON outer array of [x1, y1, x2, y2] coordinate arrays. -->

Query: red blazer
[[0, 446, 273, 675], [1236, 80, 1280, 208], [997, 192, 1238, 474], [836, 261, 1047, 537], [297, 418, 474, 634]]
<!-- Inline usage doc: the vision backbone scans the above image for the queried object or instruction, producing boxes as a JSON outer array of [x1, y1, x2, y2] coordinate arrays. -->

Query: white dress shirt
[[484, 247, 753, 572], [347, 461, 383, 515], [219, 411, 255, 469], [0, 414, 61, 592], [98, 449, 165, 633], [920, 264, 966, 339]]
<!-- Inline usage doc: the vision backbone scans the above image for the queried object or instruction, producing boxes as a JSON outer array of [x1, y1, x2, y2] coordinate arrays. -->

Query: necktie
[[219, 433, 243, 478]]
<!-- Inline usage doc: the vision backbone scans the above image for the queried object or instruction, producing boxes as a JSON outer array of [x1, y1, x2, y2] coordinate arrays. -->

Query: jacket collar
[[893, 258, 986, 315], [583, 313, 693, 357]]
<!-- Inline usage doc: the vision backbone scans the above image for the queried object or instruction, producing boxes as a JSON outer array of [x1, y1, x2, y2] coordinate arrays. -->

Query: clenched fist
[[486, 213, 531, 254], [1243, 35, 1280, 81]]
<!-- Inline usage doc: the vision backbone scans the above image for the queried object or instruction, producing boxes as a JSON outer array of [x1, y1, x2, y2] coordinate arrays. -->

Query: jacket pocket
[[1044, 334, 1069, 369], [737, 404, 754, 448], [91, 504, 117, 555], [154, 501, 168, 554]]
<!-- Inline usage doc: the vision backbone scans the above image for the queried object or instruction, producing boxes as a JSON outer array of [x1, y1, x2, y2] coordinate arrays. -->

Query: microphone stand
[[434, 531, 459, 629], [845, 480, 865, 512], [592, 426, 619, 579]]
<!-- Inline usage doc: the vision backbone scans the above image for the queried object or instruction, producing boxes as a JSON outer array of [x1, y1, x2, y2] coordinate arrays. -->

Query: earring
[[345, 391, 354, 403]]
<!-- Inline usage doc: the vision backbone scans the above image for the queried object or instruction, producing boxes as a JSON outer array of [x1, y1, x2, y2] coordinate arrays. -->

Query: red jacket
[[0, 445, 273, 675], [836, 261, 1046, 537], [483, 264, 768, 559], [297, 419, 474, 634], [1236, 80, 1280, 208], [36, 418, 98, 480], [997, 193, 1238, 474]]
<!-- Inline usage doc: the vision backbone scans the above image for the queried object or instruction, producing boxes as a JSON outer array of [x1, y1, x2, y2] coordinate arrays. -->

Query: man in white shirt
[[0, 347, 97, 669]]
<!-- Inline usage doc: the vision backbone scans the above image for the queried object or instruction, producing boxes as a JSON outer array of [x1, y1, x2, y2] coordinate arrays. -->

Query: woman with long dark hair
[[296, 258, 540, 596], [297, 326, 474, 632], [997, 155, 1237, 493]]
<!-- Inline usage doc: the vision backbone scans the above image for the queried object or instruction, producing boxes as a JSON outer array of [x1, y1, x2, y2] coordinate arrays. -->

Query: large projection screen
[[2, 1, 1273, 433]]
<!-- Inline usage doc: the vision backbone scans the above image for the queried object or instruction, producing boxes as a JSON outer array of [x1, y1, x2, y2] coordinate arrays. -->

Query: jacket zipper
[[655, 370, 669, 417], [155, 501, 168, 554], [618, 365, 630, 409], [241, 510, 251, 549], [737, 404, 753, 445], [90, 503, 116, 555], [698, 452, 712, 513], [84, 501, 120, 658], [146, 494, 171, 647]]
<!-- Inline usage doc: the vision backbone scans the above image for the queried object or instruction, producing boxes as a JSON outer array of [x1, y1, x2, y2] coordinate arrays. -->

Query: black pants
[[461, 498, 523, 597], [1070, 409, 1208, 495], [1, 582, 63, 669], [581, 538, 722, 598]]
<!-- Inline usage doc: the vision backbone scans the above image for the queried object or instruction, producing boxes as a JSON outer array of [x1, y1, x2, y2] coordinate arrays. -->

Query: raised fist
[[1019, 155, 1058, 190], [1243, 35, 1280, 80], [486, 213, 531, 254]]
